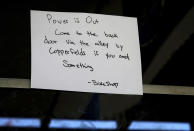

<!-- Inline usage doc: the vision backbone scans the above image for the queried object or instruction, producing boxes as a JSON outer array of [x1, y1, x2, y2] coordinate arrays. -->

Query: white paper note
[[31, 10, 143, 95]]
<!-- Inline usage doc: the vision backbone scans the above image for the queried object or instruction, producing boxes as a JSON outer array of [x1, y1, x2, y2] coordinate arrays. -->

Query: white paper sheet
[[31, 10, 143, 95]]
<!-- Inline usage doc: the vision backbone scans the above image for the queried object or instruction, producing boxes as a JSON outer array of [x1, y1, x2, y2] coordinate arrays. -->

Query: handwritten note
[[31, 10, 143, 95]]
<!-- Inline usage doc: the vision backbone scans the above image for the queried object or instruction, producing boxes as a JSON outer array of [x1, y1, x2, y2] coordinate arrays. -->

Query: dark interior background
[[0, 0, 194, 86]]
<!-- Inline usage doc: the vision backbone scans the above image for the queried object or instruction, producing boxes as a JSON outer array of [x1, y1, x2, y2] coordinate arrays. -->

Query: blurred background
[[0, 0, 194, 130], [0, 0, 194, 86]]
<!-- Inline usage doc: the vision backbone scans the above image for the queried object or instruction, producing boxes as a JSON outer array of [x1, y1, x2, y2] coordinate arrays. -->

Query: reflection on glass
[[128, 121, 191, 131], [0, 117, 41, 128], [49, 119, 117, 130]]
